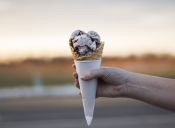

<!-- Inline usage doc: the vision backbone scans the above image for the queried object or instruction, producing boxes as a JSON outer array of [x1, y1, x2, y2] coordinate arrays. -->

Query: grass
[[0, 56, 175, 87], [0, 74, 73, 87]]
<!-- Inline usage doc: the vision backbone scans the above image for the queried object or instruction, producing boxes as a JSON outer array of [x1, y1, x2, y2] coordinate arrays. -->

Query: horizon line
[[1, 53, 175, 64]]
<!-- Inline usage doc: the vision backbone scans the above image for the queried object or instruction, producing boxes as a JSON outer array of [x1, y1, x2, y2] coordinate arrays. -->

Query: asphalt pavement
[[0, 97, 175, 128]]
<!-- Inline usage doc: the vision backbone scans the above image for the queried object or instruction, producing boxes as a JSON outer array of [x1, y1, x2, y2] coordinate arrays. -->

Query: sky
[[0, 0, 175, 61]]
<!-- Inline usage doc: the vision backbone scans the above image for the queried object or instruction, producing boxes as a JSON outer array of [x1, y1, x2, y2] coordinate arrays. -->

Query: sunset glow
[[0, 0, 175, 62]]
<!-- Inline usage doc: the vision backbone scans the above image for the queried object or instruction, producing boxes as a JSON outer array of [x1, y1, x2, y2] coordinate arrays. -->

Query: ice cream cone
[[74, 60, 101, 126], [69, 30, 104, 125]]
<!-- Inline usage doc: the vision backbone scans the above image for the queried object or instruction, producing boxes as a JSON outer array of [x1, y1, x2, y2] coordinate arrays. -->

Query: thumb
[[81, 68, 104, 80]]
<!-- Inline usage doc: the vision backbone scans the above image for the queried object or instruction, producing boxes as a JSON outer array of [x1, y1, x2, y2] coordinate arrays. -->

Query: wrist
[[123, 72, 140, 98]]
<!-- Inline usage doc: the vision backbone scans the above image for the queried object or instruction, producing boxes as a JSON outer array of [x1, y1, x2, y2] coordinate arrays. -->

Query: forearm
[[127, 72, 175, 111]]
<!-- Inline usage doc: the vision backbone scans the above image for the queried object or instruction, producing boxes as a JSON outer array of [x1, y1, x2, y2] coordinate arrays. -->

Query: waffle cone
[[69, 42, 104, 61]]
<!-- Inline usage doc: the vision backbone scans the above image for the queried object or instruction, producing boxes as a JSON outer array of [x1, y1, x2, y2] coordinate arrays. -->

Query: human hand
[[73, 64, 175, 111], [72, 64, 132, 98]]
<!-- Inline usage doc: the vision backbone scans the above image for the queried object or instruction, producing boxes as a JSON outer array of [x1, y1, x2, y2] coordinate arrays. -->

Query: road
[[0, 97, 175, 128]]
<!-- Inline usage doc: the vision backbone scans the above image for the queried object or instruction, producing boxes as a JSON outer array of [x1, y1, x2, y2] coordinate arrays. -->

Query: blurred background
[[0, 0, 175, 128]]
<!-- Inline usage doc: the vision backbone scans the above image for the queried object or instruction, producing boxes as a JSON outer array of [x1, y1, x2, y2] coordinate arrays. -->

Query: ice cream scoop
[[69, 30, 85, 41], [87, 31, 101, 44], [69, 30, 101, 56]]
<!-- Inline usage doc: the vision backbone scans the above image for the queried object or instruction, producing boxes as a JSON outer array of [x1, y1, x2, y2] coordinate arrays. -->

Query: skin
[[72, 64, 175, 112]]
